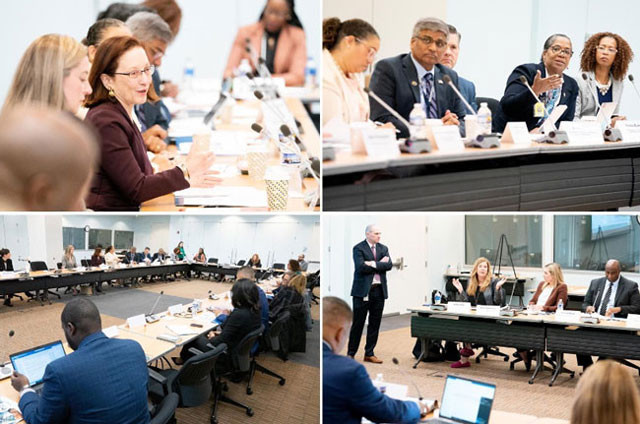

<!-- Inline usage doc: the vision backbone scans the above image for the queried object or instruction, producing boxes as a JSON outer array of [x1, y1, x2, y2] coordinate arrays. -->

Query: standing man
[[369, 17, 466, 139], [348, 224, 392, 364], [440, 24, 477, 112], [298, 254, 308, 272], [578, 259, 640, 369]]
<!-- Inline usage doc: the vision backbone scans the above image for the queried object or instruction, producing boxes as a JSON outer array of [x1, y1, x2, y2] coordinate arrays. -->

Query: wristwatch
[[178, 163, 190, 182]]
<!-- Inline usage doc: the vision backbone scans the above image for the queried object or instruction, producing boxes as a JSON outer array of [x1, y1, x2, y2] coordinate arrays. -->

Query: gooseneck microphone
[[391, 357, 423, 400], [364, 87, 412, 132], [440, 75, 476, 115], [0, 330, 15, 378], [203, 93, 227, 126], [628, 74, 640, 103], [582, 73, 602, 113], [518, 75, 541, 103]]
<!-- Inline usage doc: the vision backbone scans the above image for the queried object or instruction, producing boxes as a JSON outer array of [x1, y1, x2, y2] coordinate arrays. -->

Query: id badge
[[534, 102, 545, 118]]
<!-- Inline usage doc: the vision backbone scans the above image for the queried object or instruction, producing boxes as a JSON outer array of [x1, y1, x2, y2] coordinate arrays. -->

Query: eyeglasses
[[414, 35, 447, 49], [597, 45, 618, 54], [113, 65, 155, 80], [355, 38, 377, 61], [549, 45, 573, 56]]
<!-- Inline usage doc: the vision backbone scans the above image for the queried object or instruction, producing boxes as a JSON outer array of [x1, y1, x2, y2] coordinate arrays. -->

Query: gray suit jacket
[[574, 71, 624, 119]]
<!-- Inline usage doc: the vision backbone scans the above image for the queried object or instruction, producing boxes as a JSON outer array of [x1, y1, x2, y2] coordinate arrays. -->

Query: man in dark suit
[[440, 25, 477, 112], [493, 34, 579, 133], [10, 298, 150, 424], [577, 259, 640, 369], [323, 296, 425, 423], [369, 17, 466, 139], [348, 224, 392, 364]]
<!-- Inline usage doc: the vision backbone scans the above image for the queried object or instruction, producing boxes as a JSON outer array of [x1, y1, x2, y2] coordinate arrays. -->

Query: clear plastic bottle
[[305, 56, 317, 88], [434, 291, 442, 305], [409, 103, 427, 140], [477, 102, 492, 134], [375, 373, 387, 394], [557, 298, 564, 312]]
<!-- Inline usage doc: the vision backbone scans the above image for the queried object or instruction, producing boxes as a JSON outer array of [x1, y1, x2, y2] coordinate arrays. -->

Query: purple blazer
[[85, 100, 189, 211]]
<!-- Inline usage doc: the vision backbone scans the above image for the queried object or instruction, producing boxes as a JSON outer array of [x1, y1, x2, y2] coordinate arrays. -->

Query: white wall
[[0, 0, 321, 103], [323, 214, 640, 314], [324, 0, 640, 119]]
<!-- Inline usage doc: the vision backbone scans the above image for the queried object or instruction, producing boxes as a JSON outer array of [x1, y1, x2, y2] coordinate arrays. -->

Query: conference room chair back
[[230, 325, 264, 374], [150, 392, 179, 424], [56, 262, 62, 270], [306, 270, 320, 304], [272, 263, 285, 270], [81, 259, 90, 267], [208, 258, 219, 264], [29, 261, 48, 271], [475, 96, 502, 133], [268, 310, 291, 352], [237, 260, 246, 266]]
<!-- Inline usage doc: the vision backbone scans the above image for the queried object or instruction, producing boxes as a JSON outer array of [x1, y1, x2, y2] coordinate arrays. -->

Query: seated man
[[440, 24, 477, 113], [578, 259, 640, 369], [323, 296, 427, 423], [369, 17, 466, 139], [11, 298, 150, 424]]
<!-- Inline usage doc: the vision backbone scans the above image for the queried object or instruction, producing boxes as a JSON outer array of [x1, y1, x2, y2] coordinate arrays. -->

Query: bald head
[[0, 108, 98, 210], [605, 259, 621, 283], [61, 297, 102, 350], [323, 296, 353, 353], [365, 224, 381, 244], [237, 266, 255, 280]]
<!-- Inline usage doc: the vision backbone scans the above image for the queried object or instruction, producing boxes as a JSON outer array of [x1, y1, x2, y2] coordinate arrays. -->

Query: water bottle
[[557, 298, 564, 312], [375, 373, 387, 394], [183, 58, 195, 91], [409, 103, 427, 140], [237, 58, 252, 78], [434, 291, 442, 305], [477, 102, 492, 134], [305, 56, 317, 88]]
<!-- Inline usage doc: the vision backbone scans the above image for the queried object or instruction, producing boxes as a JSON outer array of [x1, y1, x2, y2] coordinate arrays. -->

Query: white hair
[[126, 11, 172, 43]]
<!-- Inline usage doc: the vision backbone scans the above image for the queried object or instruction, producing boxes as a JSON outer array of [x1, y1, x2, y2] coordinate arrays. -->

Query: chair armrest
[[188, 347, 203, 356], [148, 367, 167, 384]]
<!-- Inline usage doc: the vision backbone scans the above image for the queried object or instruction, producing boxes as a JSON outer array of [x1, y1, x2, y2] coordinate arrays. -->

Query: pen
[[373, 121, 401, 134]]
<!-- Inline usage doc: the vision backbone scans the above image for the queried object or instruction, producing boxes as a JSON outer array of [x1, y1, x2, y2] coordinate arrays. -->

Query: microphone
[[364, 87, 412, 134], [146, 291, 164, 323], [0, 330, 15, 378], [253, 89, 290, 124], [518, 75, 541, 103], [391, 357, 423, 400], [582, 73, 602, 113], [280, 124, 307, 154], [203, 92, 228, 126], [440, 75, 476, 115], [628, 74, 640, 103]]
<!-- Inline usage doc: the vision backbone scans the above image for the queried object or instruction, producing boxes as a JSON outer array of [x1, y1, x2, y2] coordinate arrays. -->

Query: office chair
[[148, 344, 226, 424], [81, 259, 90, 267], [28, 261, 61, 304], [245, 326, 286, 395], [206, 258, 220, 281], [222, 326, 264, 406], [306, 270, 320, 305], [150, 393, 179, 424], [56, 262, 62, 270], [474, 345, 510, 364], [272, 263, 285, 271], [237, 260, 246, 266]]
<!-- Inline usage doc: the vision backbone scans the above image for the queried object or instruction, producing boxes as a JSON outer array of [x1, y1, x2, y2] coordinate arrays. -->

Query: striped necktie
[[422, 73, 438, 119]]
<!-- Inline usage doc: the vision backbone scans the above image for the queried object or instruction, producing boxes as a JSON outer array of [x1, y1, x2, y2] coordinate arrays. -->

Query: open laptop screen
[[10, 341, 66, 387], [438, 375, 496, 424]]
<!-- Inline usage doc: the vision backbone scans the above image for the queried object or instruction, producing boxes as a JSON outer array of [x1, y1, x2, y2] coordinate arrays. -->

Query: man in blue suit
[[324, 296, 425, 423], [440, 25, 477, 113], [369, 17, 466, 139], [11, 298, 150, 424], [348, 224, 392, 364]]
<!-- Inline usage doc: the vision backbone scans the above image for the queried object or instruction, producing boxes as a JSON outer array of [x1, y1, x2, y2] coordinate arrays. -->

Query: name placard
[[127, 314, 146, 328], [430, 126, 465, 153], [616, 121, 640, 143], [168, 304, 184, 315], [103, 325, 119, 338], [362, 128, 400, 158], [476, 305, 501, 317], [555, 310, 581, 323], [626, 314, 640, 328], [501, 122, 531, 145], [559, 121, 603, 145], [447, 302, 471, 314]]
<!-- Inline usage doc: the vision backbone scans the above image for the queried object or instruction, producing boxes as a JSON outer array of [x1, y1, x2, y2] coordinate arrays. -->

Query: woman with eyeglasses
[[84, 36, 220, 211], [574, 32, 634, 125], [493, 34, 579, 133], [223, 0, 306, 86], [322, 18, 381, 126]]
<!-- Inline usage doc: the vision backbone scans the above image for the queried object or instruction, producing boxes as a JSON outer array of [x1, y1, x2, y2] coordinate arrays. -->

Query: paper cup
[[464, 115, 478, 141], [264, 166, 290, 211], [247, 144, 269, 181]]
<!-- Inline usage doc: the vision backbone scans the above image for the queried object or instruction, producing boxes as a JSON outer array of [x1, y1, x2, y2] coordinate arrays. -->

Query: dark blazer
[[529, 282, 568, 312], [0, 258, 13, 271], [137, 71, 171, 132], [493, 62, 578, 132], [582, 275, 640, 317], [152, 252, 167, 262], [247, 259, 262, 268], [458, 76, 478, 113], [19, 332, 149, 424], [209, 307, 261, 351], [369, 54, 467, 138], [323, 342, 420, 424], [124, 252, 142, 264], [89, 255, 104, 267], [457, 278, 506, 307], [351, 240, 393, 299], [85, 100, 189, 211]]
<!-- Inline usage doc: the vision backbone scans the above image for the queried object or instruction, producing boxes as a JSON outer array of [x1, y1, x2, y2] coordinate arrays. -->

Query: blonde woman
[[571, 360, 640, 424], [2, 34, 91, 115], [61, 245, 79, 295], [450, 257, 507, 368]]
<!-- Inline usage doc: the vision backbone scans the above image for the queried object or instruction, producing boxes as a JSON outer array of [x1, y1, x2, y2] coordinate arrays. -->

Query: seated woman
[[175, 279, 262, 372], [272, 272, 291, 296], [493, 34, 579, 133], [61, 245, 80, 295], [104, 245, 120, 267], [1, 248, 15, 306], [322, 18, 379, 126], [247, 253, 262, 268], [516, 262, 568, 369], [450, 257, 506, 368], [223, 0, 306, 86], [90, 247, 106, 292], [84, 36, 220, 211], [193, 248, 206, 263], [574, 32, 633, 126]]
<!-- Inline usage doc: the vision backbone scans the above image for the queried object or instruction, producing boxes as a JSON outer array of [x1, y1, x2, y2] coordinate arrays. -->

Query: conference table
[[410, 305, 640, 386], [323, 137, 640, 211], [141, 93, 320, 212]]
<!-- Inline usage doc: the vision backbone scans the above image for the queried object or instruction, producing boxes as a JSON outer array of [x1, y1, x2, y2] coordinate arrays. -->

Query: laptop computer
[[10, 340, 66, 394], [427, 375, 496, 424]]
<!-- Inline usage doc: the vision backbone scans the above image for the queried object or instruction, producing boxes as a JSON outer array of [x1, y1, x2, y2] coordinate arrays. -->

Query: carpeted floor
[[0, 278, 319, 423], [349, 314, 640, 421]]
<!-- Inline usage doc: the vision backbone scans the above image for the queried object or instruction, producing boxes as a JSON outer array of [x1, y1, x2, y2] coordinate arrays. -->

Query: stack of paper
[[174, 187, 268, 208]]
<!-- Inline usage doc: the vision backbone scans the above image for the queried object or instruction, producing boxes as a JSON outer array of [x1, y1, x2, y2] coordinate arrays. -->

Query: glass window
[[62, 227, 85, 250], [465, 215, 543, 268], [88, 229, 112, 250], [114, 230, 134, 250], [554, 215, 640, 272]]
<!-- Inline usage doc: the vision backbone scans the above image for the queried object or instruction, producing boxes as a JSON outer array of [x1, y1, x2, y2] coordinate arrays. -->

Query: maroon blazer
[[85, 101, 189, 211], [529, 281, 568, 312]]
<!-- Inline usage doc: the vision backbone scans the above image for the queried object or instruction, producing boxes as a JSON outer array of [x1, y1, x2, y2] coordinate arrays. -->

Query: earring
[[108, 88, 115, 97]]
